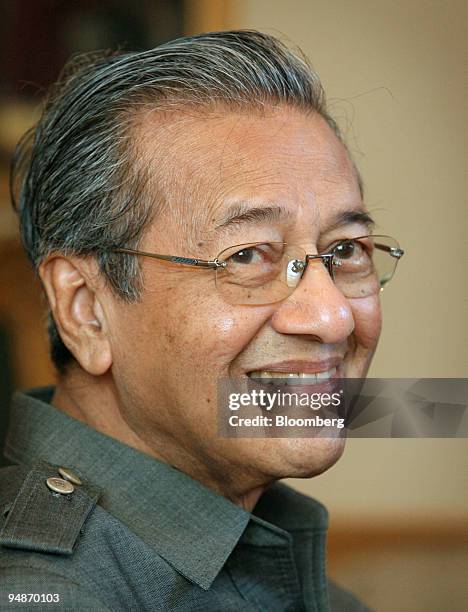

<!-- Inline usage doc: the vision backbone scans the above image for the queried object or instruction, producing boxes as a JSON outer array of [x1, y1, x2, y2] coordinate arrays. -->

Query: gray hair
[[11, 30, 344, 372]]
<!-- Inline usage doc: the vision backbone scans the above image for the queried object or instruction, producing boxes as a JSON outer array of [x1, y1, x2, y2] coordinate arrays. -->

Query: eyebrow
[[215, 203, 374, 233], [327, 209, 375, 232], [215, 204, 292, 230]]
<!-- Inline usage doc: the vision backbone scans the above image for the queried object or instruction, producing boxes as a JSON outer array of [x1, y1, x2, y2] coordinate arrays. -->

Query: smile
[[247, 366, 338, 385]]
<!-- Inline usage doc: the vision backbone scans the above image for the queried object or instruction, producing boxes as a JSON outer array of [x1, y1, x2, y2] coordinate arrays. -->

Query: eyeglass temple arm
[[374, 243, 405, 258], [112, 248, 226, 269]]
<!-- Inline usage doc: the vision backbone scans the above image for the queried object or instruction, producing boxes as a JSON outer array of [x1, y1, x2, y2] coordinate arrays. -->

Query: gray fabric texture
[[0, 388, 371, 611]]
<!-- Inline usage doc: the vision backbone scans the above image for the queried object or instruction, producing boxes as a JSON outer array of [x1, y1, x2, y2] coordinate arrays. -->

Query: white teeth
[[316, 368, 336, 380], [248, 367, 337, 385]]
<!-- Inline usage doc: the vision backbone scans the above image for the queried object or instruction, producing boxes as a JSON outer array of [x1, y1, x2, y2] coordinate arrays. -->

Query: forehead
[[137, 105, 361, 241]]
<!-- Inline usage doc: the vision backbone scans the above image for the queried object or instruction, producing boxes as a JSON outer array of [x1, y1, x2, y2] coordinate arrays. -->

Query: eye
[[226, 243, 284, 266], [229, 247, 258, 265], [330, 238, 374, 277], [333, 239, 358, 259]]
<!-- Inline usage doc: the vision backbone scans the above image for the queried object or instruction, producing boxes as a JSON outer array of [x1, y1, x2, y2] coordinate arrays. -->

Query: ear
[[39, 255, 112, 375]]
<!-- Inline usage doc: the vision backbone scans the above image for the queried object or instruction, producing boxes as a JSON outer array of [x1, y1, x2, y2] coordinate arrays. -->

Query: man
[[0, 31, 403, 610]]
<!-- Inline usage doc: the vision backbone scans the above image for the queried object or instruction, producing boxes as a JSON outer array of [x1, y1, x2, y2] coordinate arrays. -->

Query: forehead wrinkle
[[185, 163, 299, 249], [216, 203, 294, 229]]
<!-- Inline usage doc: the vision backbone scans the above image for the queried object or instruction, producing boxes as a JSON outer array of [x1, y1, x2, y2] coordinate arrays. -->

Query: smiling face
[[104, 105, 382, 496]]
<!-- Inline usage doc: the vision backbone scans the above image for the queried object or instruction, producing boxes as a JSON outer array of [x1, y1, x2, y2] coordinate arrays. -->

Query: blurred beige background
[[1, 1, 467, 610]]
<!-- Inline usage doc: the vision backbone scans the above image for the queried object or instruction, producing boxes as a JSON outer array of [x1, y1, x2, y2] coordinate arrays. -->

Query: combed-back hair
[[11, 30, 343, 372]]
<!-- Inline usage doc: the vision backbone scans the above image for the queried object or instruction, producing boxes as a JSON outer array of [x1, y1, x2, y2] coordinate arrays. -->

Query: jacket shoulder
[[0, 461, 101, 556]]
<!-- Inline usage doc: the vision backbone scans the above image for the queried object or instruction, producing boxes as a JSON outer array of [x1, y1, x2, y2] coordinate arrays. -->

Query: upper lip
[[246, 358, 344, 375]]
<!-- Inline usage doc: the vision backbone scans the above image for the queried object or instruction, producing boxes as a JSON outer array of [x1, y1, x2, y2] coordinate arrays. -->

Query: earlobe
[[39, 256, 112, 375]]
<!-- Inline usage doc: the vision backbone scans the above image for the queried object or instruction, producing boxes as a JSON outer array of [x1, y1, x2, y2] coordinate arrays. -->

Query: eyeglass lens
[[215, 236, 402, 306]]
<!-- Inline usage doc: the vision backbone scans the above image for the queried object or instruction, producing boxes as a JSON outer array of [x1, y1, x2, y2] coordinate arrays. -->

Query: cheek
[[349, 295, 382, 350], [183, 307, 272, 370], [143, 282, 272, 373]]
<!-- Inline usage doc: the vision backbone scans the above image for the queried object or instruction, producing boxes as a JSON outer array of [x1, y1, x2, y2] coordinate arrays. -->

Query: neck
[[52, 366, 268, 512], [52, 367, 155, 455]]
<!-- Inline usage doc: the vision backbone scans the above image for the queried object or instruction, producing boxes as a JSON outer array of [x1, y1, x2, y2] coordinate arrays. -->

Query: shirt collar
[[4, 387, 327, 589]]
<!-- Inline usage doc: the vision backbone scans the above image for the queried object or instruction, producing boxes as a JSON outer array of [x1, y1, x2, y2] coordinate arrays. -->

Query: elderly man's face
[[106, 106, 381, 493]]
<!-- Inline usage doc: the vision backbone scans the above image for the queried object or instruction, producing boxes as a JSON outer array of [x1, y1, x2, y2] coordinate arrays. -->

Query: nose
[[271, 260, 355, 343]]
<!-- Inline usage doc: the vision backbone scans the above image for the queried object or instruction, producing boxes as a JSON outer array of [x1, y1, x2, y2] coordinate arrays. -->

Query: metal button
[[46, 477, 75, 495], [58, 467, 83, 486]]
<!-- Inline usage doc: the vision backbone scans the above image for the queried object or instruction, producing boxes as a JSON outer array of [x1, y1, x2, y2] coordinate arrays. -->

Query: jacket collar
[[4, 387, 327, 590]]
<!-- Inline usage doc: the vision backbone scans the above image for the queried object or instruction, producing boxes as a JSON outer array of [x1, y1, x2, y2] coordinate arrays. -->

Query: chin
[[265, 436, 346, 480]]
